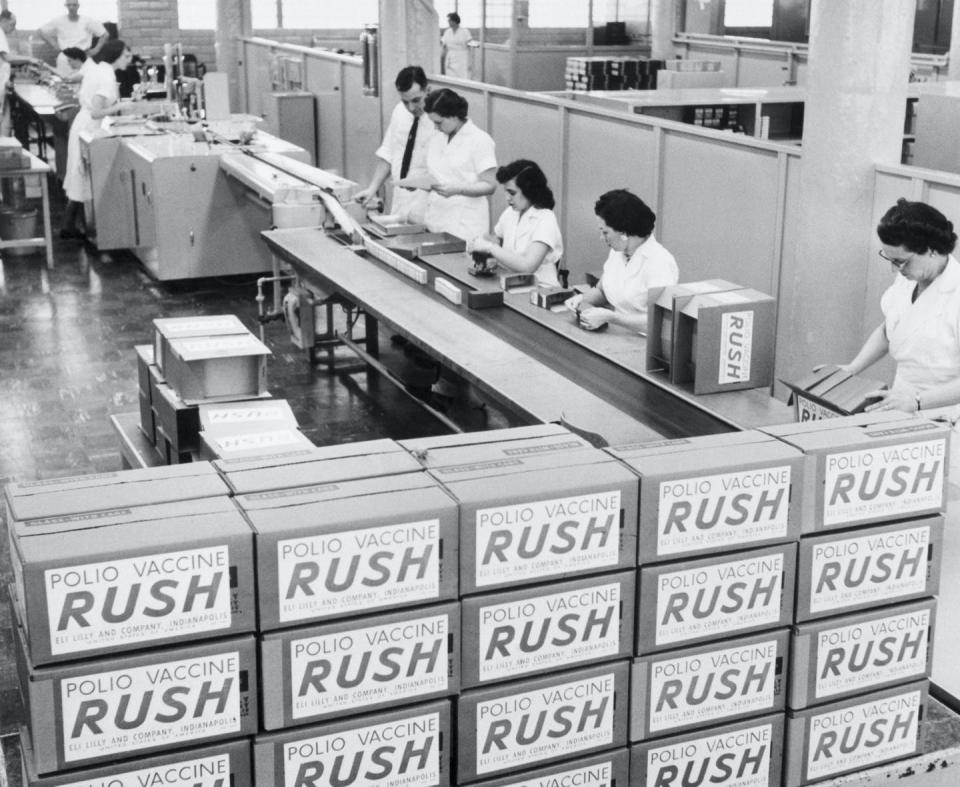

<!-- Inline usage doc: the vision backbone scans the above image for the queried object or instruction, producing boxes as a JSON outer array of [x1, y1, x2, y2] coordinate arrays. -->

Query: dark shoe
[[59, 228, 85, 240]]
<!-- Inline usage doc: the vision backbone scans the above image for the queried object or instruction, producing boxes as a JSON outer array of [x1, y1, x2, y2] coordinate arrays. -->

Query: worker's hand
[[564, 293, 584, 312], [353, 188, 380, 208], [578, 306, 612, 331], [467, 235, 496, 254], [431, 181, 460, 198], [864, 388, 913, 413]]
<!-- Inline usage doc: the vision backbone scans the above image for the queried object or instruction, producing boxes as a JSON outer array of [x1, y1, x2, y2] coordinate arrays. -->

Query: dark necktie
[[399, 115, 419, 179]]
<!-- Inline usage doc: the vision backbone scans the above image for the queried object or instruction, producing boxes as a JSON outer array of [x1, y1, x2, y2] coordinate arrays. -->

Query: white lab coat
[[374, 102, 436, 223], [599, 234, 679, 332], [441, 26, 471, 79], [63, 61, 117, 202], [493, 205, 563, 287], [424, 119, 496, 241]]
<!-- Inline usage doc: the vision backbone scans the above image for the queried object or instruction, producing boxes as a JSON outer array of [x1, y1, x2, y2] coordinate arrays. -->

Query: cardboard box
[[783, 681, 927, 786], [366, 214, 426, 236], [672, 288, 776, 394], [413, 433, 594, 470], [782, 365, 886, 421], [630, 714, 785, 787], [19, 732, 253, 787], [254, 700, 451, 787], [138, 390, 155, 445], [17, 629, 258, 774], [153, 314, 249, 374], [199, 398, 297, 433], [434, 456, 638, 594], [461, 571, 635, 688], [611, 435, 803, 563], [769, 416, 949, 532], [199, 427, 315, 462], [795, 516, 943, 622], [135, 343, 154, 396], [152, 381, 201, 454], [215, 438, 422, 495], [789, 598, 936, 709], [529, 286, 574, 309], [469, 750, 629, 787], [4, 463, 229, 524], [398, 424, 576, 457], [457, 663, 629, 783], [629, 629, 788, 740], [260, 601, 460, 729], [242, 473, 459, 630], [636, 543, 797, 654], [164, 333, 270, 404], [13, 508, 255, 665]]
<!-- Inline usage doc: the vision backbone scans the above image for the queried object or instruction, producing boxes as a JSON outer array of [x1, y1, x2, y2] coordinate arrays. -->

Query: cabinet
[[261, 92, 316, 166]]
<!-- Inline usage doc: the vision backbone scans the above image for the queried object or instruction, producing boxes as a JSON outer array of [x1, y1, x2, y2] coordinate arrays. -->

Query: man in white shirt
[[38, 0, 109, 77], [353, 65, 436, 223]]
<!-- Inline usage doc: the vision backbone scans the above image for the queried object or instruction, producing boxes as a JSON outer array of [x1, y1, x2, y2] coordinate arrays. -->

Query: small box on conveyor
[[365, 213, 426, 236], [433, 274, 504, 309], [382, 231, 467, 259], [530, 285, 574, 309]]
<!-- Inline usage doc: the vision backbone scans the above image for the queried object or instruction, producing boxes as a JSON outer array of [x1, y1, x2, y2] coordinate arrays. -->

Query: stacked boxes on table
[[564, 56, 664, 91], [762, 414, 948, 785], [609, 431, 802, 786], [4, 464, 259, 785]]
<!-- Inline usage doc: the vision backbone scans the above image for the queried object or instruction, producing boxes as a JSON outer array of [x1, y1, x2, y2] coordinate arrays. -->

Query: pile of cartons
[[2, 413, 950, 786], [565, 56, 664, 91]]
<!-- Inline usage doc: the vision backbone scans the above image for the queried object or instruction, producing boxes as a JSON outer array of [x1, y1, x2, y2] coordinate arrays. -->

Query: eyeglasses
[[878, 249, 913, 269]]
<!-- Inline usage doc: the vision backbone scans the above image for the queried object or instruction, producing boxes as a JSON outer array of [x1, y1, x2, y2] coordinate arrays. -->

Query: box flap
[[169, 334, 271, 362], [154, 314, 248, 340], [606, 429, 775, 459]]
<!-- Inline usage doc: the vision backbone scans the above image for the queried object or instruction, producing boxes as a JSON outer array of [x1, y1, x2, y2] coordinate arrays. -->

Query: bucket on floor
[[0, 207, 38, 256]]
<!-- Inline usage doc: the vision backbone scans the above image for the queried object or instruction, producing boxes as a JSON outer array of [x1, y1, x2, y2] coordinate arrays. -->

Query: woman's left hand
[[432, 182, 461, 197], [865, 388, 915, 413], [578, 306, 612, 331]]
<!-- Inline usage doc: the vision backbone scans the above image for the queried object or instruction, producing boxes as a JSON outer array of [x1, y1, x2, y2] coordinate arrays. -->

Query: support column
[[379, 0, 440, 89], [949, 0, 960, 79], [778, 0, 916, 382], [649, 0, 675, 61], [216, 0, 250, 114]]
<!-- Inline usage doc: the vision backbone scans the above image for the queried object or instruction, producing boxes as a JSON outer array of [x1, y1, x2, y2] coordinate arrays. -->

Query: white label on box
[[60, 651, 242, 762], [648, 638, 778, 732], [478, 582, 622, 681], [815, 609, 930, 699], [178, 336, 261, 354], [719, 310, 753, 384], [216, 431, 299, 451], [822, 440, 945, 526], [289, 614, 449, 718], [58, 753, 232, 787], [162, 318, 240, 335], [656, 466, 791, 555], [280, 711, 440, 787], [796, 396, 840, 422], [809, 525, 930, 614], [655, 553, 784, 646], [645, 721, 774, 787], [277, 520, 440, 623], [474, 491, 621, 587], [805, 690, 921, 780], [492, 760, 614, 787], [475, 673, 615, 774], [44, 546, 232, 655], [206, 405, 287, 423]]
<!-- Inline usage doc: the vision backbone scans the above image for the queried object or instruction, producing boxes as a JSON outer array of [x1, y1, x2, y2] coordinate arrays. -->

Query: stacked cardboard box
[[564, 56, 663, 91], [608, 431, 801, 786], [5, 465, 259, 785], [762, 414, 948, 785]]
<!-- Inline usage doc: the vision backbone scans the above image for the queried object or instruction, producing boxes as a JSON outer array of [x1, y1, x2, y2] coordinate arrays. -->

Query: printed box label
[[58, 753, 233, 787], [719, 310, 753, 384]]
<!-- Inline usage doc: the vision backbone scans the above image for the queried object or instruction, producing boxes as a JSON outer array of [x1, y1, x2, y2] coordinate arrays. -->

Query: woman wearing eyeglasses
[[564, 189, 678, 333], [835, 198, 960, 417]]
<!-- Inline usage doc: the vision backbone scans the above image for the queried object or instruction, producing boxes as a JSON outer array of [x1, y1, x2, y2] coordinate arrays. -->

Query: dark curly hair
[[877, 198, 957, 255], [424, 88, 468, 120], [98, 39, 130, 65], [496, 159, 555, 210], [594, 189, 655, 237]]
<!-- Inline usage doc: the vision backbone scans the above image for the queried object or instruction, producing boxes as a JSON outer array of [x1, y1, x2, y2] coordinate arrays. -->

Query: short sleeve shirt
[[599, 234, 679, 331], [494, 205, 563, 287]]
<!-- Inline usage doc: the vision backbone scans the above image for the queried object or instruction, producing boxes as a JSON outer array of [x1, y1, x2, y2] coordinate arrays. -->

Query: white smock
[[493, 205, 563, 287], [424, 119, 496, 241], [599, 234, 679, 332], [441, 26, 471, 78], [374, 102, 436, 223], [63, 61, 117, 202], [39, 14, 106, 76]]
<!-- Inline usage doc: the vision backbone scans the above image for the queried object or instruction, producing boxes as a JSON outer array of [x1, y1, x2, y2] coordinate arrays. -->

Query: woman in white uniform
[[412, 88, 496, 241], [831, 199, 960, 419], [467, 159, 564, 287], [61, 39, 132, 238], [441, 13, 471, 79], [566, 189, 679, 333]]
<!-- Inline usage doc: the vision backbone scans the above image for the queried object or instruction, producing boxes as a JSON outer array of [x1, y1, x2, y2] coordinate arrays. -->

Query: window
[[529, 0, 597, 28], [723, 0, 774, 28], [434, 0, 511, 29], [16, 0, 119, 29], [252, 0, 378, 29], [178, 0, 216, 30]]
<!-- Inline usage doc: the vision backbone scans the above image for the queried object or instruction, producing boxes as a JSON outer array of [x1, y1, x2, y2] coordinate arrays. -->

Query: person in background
[[353, 65, 435, 223], [566, 189, 678, 333], [467, 159, 564, 287], [61, 38, 131, 238], [57, 46, 91, 84], [441, 12, 471, 79], [0, 11, 38, 65], [409, 87, 496, 241], [38, 0, 109, 78]]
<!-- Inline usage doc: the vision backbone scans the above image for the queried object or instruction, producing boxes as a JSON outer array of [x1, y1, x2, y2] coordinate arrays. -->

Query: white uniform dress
[[424, 119, 496, 241], [441, 26, 471, 78], [493, 205, 563, 287], [39, 14, 106, 77], [63, 61, 117, 202], [374, 102, 436, 223], [599, 234, 679, 332]]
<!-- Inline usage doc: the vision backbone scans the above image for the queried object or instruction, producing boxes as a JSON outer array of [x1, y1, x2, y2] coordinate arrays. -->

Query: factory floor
[[0, 198, 514, 740]]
